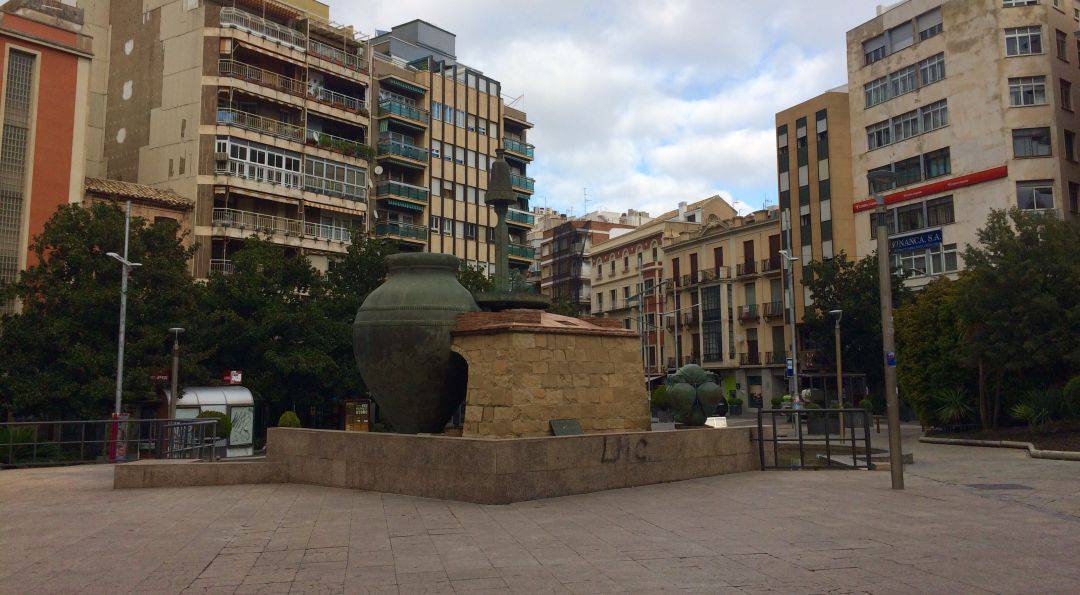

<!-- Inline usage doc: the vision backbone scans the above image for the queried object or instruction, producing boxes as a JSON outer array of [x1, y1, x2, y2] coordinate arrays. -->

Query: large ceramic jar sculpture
[[667, 364, 726, 426], [353, 253, 479, 433]]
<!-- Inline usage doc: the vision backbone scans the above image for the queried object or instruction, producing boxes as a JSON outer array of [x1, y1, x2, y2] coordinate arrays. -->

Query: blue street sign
[[785, 358, 794, 378], [889, 229, 942, 253], [887, 351, 896, 367]]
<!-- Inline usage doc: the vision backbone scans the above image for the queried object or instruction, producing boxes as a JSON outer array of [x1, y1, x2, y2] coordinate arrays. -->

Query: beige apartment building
[[775, 87, 856, 323], [587, 197, 736, 378], [847, 0, 1080, 289], [662, 208, 786, 407]]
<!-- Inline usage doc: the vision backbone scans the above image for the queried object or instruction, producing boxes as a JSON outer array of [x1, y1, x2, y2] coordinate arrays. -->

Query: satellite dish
[[373, 165, 384, 175]]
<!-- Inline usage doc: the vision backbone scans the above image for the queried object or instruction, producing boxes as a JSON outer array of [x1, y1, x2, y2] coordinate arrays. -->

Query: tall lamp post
[[168, 327, 185, 419], [106, 201, 142, 416], [778, 249, 799, 401], [829, 309, 844, 438], [868, 170, 904, 490]]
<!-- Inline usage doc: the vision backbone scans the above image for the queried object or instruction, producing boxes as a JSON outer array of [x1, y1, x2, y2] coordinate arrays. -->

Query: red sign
[[223, 370, 243, 385], [853, 165, 1009, 213], [150, 371, 169, 383]]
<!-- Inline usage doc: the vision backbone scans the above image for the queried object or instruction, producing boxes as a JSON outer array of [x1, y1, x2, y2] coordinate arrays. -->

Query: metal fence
[[1, 418, 218, 468], [756, 408, 873, 470]]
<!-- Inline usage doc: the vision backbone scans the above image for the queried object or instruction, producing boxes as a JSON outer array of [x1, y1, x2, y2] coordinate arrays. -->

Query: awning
[[380, 76, 426, 95], [383, 198, 425, 212], [170, 386, 254, 408]]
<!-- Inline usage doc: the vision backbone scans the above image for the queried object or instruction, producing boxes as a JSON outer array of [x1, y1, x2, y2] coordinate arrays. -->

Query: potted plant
[[726, 395, 743, 416], [770, 394, 784, 410], [804, 402, 839, 435]]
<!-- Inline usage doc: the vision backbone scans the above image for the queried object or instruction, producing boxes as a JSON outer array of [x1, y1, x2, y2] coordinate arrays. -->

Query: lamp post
[[778, 249, 799, 401], [106, 201, 142, 416], [168, 327, 185, 420], [829, 309, 844, 438], [868, 169, 904, 490]]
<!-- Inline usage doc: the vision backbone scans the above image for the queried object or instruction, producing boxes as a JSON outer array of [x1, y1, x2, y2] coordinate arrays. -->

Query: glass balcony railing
[[377, 99, 429, 123], [506, 209, 535, 226], [303, 221, 353, 243], [219, 7, 307, 51], [503, 138, 535, 159], [307, 38, 367, 73], [307, 130, 373, 160], [303, 175, 366, 202], [377, 140, 429, 163], [508, 243, 536, 259], [217, 108, 303, 142], [510, 174, 535, 192], [375, 180, 428, 202], [375, 221, 428, 241]]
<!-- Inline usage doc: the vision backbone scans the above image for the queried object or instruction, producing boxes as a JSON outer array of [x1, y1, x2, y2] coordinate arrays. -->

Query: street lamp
[[868, 169, 904, 490], [106, 201, 142, 417], [829, 309, 844, 437], [778, 249, 799, 401], [168, 327, 185, 420]]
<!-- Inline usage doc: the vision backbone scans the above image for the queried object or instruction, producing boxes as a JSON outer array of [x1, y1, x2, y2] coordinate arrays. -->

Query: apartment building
[[662, 208, 786, 407], [587, 197, 736, 377], [0, 0, 93, 312], [538, 211, 649, 314], [775, 87, 855, 323], [370, 20, 536, 276], [847, 0, 1080, 289]]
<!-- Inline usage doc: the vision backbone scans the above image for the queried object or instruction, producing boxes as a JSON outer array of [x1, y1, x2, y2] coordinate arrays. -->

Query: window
[[1061, 78, 1073, 110], [894, 155, 922, 187], [1013, 127, 1052, 157], [596, 293, 603, 310], [921, 99, 949, 132], [893, 243, 959, 277], [865, 76, 889, 107], [430, 140, 441, 159], [1002, 0, 1038, 5], [464, 223, 477, 239], [1066, 130, 1077, 161], [466, 114, 476, 131], [918, 53, 945, 86], [918, 8, 943, 40], [1058, 30, 1069, 61], [1071, 182, 1079, 214], [890, 65, 918, 97], [455, 146, 465, 164], [864, 34, 886, 65], [454, 110, 465, 127], [1005, 26, 1042, 56], [923, 147, 951, 179], [430, 216, 440, 231], [432, 102, 442, 121], [867, 120, 891, 150], [892, 110, 920, 143], [927, 196, 955, 226], [889, 22, 914, 54], [609, 289, 616, 306], [896, 203, 926, 233], [1009, 76, 1047, 106], [1017, 180, 1055, 209]]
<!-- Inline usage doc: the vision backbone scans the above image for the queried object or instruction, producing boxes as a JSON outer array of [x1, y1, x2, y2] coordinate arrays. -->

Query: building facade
[[0, 0, 93, 312], [847, 0, 1080, 289], [662, 208, 787, 407], [84, 177, 194, 245], [538, 215, 640, 314], [775, 87, 855, 323]]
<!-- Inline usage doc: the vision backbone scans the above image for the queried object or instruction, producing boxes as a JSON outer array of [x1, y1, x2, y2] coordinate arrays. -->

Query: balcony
[[739, 352, 762, 366], [735, 261, 758, 277], [377, 99, 429, 124], [303, 174, 366, 202], [509, 243, 536, 259], [209, 259, 235, 275], [374, 220, 428, 242], [307, 130, 374, 160], [217, 108, 303, 142], [218, 59, 305, 97], [738, 304, 759, 321], [510, 174, 535, 193], [377, 139, 429, 164], [219, 7, 306, 51], [763, 301, 784, 319], [212, 207, 302, 236], [375, 180, 428, 204], [215, 157, 303, 190], [503, 137, 535, 160], [764, 351, 788, 365], [761, 255, 782, 275], [308, 85, 367, 114], [506, 208, 535, 227], [682, 311, 700, 326], [307, 38, 367, 74]]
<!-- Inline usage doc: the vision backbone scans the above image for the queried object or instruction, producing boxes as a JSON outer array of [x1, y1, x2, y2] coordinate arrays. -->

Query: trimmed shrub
[[770, 394, 785, 409], [197, 410, 232, 439], [650, 386, 671, 411], [278, 411, 301, 428], [858, 398, 874, 412]]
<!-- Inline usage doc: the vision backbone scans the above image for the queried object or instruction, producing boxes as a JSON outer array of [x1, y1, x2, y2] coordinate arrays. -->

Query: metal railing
[[308, 85, 366, 113], [374, 220, 428, 241], [756, 409, 873, 470], [219, 7, 306, 51], [739, 304, 759, 320], [218, 59, 305, 96], [739, 352, 762, 366], [217, 108, 304, 142], [509, 243, 536, 259], [510, 174, 535, 192], [736, 261, 758, 276], [764, 351, 788, 365], [216, 158, 303, 189], [213, 207, 302, 236], [307, 130, 373, 160], [503, 137, 535, 158], [308, 38, 366, 73], [1, 418, 218, 467], [377, 139, 429, 162], [210, 259, 235, 275], [763, 301, 784, 318], [761, 255, 782, 274], [377, 99, 429, 122], [506, 209, 535, 226], [375, 179, 428, 202]]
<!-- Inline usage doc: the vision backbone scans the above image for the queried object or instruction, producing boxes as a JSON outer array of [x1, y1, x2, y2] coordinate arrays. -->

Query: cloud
[[339, 1, 876, 218]]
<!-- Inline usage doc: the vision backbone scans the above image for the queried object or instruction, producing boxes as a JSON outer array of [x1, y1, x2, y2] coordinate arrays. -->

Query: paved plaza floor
[[1, 431, 1077, 594]]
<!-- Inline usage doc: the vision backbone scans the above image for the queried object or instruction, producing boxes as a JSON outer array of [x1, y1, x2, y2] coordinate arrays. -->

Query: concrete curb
[[920, 436, 1080, 461]]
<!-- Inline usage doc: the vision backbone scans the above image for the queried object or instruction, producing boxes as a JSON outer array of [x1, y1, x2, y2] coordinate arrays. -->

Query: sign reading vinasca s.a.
[[889, 228, 942, 252]]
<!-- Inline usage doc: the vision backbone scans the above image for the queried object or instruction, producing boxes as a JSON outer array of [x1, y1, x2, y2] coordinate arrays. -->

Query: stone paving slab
[[0, 433, 1077, 593]]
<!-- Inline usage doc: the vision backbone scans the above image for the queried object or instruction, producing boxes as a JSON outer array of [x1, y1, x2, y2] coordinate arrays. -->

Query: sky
[[339, 1, 880, 217]]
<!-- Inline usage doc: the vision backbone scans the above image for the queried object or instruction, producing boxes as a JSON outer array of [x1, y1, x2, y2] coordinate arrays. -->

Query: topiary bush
[[650, 385, 671, 412], [197, 410, 232, 439], [666, 364, 725, 426], [770, 394, 785, 409], [858, 398, 874, 412], [278, 411, 301, 428]]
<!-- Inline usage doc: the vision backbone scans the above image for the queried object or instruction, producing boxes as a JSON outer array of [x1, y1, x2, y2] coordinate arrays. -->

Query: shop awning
[[383, 198, 425, 212]]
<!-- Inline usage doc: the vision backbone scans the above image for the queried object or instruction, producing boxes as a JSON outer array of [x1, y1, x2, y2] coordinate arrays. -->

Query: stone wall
[[452, 311, 651, 438]]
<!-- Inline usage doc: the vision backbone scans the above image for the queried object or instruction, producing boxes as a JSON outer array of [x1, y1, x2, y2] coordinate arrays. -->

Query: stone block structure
[[451, 310, 651, 438]]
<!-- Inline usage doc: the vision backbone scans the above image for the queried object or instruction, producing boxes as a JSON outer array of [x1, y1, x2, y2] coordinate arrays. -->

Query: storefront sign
[[889, 229, 942, 253], [222, 370, 243, 385]]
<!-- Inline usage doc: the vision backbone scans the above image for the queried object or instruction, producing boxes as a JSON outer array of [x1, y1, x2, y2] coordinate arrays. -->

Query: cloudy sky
[[340, 1, 879, 217]]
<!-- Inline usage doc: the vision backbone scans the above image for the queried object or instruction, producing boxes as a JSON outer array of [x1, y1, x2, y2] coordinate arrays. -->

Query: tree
[[800, 252, 910, 404], [456, 262, 493, 294], [0, 203, 200, 419]]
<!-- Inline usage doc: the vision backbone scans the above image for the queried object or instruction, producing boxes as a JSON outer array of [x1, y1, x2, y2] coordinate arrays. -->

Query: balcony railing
[[377, 99, 429, 123], [682, 311, 700, 326], [375, 180, 428, 202], [738, 304, 759, 321], [212, 207, 302, 236], [509, 243, 536, 259], [307, 38, 366, 73], [503, 137, 535, 159], [210, 259, 235, 275], [215, 158, 303, 190], [735, 261, 758, 277], [763, 301, 784, 318], [374, 220, 428, 241], [308, 85, 366, 113], [219, 7, 307, 51], [761, 255, 782, 274], [303, 221, 353, 243], [303, 175, 366, 202], [377, 139, 429, 163], [506, 209, 535, 226], [739, 352, 762, 366], [307, 130, 373, 160], [765, 351, 788, 365], [510, 174, 535, 192], [218, 59, 305, 96], [217, 108, 303, 142]]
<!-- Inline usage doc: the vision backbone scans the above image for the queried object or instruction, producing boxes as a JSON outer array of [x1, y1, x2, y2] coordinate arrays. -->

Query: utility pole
[[830, 310, 844, 438], [107, 201, 142, 416], [779, 249, 799, 400], [168, 327, 185, 419], [869, 170, 904, 490]]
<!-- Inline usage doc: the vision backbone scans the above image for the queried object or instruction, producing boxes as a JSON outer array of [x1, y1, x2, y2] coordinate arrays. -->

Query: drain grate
[[966, 483, 1033, 490]]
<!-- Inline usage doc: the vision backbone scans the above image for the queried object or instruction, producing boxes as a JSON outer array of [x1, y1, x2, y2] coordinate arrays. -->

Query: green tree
[[456, 262, 493, 294], [800, 252, 910, 403], [547, 298, 582, 317], [0, 203, 200, 419]]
